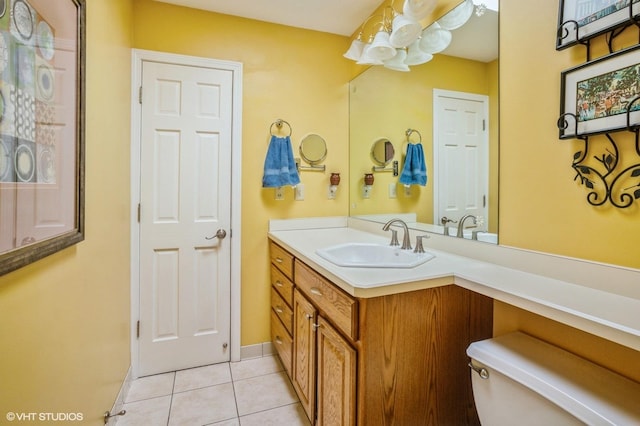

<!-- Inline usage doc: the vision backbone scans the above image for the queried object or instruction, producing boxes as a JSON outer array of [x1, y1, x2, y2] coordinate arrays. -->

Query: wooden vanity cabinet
[[269, 240, 493, 426]]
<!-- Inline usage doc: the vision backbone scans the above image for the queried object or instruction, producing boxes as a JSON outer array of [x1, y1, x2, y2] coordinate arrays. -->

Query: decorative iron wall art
[[557, 19, 640, 209], [0, 0, 85, 276], [557, 0, 640, 51]]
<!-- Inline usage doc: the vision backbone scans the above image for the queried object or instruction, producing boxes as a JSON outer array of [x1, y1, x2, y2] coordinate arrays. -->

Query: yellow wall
[[497, 0, 640, 381], [1, 0, 639, 419], [131, 0, 351, 345], [0, 0, 133, 422], [500, 0, 640, 268]]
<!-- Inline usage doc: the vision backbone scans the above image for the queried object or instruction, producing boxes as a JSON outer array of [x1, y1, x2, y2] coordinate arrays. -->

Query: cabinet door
[[317, 316, 356, 426], [293, 289, 316, 423]]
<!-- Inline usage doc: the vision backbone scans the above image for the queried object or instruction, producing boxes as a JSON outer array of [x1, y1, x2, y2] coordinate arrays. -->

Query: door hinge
[[137, 203, 141, 222], [483, 195, 486, 208], [138, 86, 142, 104], [136, 320, 140, 339], [482, 119, 486, 131]]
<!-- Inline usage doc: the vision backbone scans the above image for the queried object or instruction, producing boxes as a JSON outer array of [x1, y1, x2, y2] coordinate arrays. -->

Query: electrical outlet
[[388, 183, 397, 198], [275, 186, 284, 200], [328, 185, 337, 200], [295, 184, 305, 201]]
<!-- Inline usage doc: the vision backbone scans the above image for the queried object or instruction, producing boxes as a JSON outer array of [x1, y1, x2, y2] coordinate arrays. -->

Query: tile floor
[[118, 355, 311, 426]]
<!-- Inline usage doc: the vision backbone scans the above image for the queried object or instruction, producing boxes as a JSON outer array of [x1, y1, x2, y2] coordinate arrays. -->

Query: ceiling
[[153, 0, 498, 62], [152, 0, 383, 36]]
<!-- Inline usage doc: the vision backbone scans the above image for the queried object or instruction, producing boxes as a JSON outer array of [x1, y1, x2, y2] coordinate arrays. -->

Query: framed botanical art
[[0, 0, 85, 276], [557, 0, 640, 50], [559, 44, 640, 139]]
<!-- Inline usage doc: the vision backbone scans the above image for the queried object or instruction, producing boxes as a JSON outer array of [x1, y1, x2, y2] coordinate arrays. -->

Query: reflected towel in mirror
[[399, 143, 427, 186], [262, 135, 301, 187]]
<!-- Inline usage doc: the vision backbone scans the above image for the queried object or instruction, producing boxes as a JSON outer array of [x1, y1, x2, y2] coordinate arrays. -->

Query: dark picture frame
[[0, 0, 85, 276], [556, 0, 640, 50], [559, 45, 640, 139]]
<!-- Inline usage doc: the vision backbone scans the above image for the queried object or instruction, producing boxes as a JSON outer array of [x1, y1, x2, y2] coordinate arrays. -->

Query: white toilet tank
[[467, 332, 640, 426]]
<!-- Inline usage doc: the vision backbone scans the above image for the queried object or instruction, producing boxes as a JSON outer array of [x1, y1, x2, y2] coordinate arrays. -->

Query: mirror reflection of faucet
[[457, 214, 477, 238], [441, 216, 457, 236]]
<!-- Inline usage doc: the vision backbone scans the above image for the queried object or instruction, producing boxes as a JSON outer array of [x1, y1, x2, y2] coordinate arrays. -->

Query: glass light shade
[[404, 39, 433, 65], [343, 37, 365, 61], [403, 0, 437, 21], [367, 31, 397, 61], [383, 49, 410, 72], [389, 14, 422, 48], [356, 42, 383, 65], [419, 23, 452, 54], [438, 0, 474, 30]]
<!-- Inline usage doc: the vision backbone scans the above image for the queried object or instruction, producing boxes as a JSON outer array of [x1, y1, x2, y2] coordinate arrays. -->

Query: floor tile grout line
[[165, 372, 176, 426], [229, 363, 242, 423]]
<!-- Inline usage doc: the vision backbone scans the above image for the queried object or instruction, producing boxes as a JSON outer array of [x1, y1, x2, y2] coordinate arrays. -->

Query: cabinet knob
[[275, 306, 284, 314], [275, 280, 283, 287], [275, 336, 283, 345], [305, 313, 313, 320], [275, 257, 283, 263], [312, 323, 322, 331]]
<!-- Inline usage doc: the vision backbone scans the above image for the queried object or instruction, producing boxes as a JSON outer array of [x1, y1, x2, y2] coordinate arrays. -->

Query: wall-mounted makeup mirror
[[299, 133, 327, 166], [349, 0, 499, 243], [371, 138, 394, 166]]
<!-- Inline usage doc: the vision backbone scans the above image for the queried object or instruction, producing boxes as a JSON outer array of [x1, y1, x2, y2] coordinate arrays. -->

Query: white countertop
[[268, 218, 640, 352]]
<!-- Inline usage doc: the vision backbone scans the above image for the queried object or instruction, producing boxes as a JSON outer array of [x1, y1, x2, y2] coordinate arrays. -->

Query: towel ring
[[406, 128, 422, 144], [270, 119, 292, 136]]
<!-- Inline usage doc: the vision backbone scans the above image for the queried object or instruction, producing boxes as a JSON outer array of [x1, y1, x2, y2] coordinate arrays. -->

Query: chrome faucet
[[382, 219, 412, 250], [457, 214, 477, 238]]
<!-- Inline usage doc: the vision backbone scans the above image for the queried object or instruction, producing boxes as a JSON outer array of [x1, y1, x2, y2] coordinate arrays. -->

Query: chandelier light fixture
[[343, 0, 490, 72]]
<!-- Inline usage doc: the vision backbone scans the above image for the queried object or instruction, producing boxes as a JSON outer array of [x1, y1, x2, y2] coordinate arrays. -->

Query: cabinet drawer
[[270, 241, 294, 280], [295, 261, 358, 341], [271, 311, 292, 378], [271, 266, 294, 307], [271, 288, 293, 334]]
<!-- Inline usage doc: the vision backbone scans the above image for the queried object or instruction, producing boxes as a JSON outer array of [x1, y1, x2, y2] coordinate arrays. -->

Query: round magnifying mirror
[[371, 138, 395, 166], [299, 134, 327, 165]]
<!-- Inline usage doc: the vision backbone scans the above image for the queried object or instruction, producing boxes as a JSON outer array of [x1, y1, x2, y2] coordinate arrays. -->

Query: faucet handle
[[414, 235, 430, 253], [389, 229, 399, 246], [441, 216, 457, 225]]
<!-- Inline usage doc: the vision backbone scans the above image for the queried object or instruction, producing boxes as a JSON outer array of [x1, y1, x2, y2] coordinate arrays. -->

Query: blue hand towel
[[262, 135, 301, 188], [399, 143, 427, 186]]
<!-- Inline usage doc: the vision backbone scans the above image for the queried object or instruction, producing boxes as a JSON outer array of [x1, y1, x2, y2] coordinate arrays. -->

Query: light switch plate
[[295, 184, 305, 201], [388, 183, 397, 198]]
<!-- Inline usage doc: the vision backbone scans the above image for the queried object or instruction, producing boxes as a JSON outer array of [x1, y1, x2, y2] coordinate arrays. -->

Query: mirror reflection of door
[[433, 89, 489, 228]]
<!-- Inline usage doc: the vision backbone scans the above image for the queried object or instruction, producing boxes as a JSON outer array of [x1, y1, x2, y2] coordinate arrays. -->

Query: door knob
[[206, 229, 227, 240]]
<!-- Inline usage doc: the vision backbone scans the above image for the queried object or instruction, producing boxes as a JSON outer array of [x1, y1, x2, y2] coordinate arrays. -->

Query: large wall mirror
[[349, 0, 499, 243]]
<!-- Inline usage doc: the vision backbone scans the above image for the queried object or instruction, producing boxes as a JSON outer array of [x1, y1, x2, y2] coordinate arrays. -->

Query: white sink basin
[[316, 243, 435, 268]]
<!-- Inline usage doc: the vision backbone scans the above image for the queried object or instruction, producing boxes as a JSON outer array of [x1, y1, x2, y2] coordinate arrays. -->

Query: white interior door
[[433, 89, 489, 229], [137, 60, 233, 376]]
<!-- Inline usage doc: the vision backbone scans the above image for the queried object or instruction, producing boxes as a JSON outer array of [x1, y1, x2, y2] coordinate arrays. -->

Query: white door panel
[[138, 61, 232, 376], [434, 90, 489, 228]]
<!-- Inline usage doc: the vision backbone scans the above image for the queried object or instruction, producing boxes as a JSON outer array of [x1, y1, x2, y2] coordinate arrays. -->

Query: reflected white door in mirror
[[433, 89, 489, 238]]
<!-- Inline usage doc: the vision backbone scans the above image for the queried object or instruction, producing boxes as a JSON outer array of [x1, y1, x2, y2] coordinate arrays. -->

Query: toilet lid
[[467, 332, 640, 425]]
